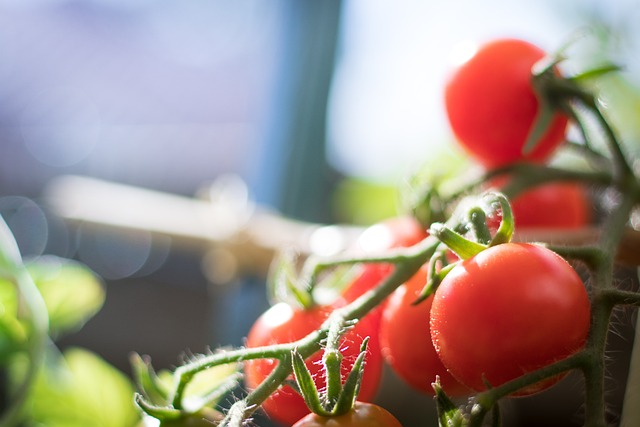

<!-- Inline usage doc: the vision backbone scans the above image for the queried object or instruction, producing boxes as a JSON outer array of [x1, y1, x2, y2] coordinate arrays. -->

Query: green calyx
[[291, 337, 370, 417], [415, 192, 515, 303], [429, 192, 515, 261]]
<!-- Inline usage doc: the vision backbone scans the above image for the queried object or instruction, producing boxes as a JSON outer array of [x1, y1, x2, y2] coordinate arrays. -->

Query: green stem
[[492, 164, 611, 199], [550, 78, 633, 184], [429, 223, 486, 260], [601, 289, 640, 307], [568, 84, 640, 425], [323, 318, 345, 408], [332, 237, 439, 322], [582, 293, 613, 427], [591, 101, 633, 184], [466, 73, 640, 427], [176, 237, 440, 419], [466, 207, 491, 245], [173, 233, 435, 415], [543, 244, 603, 270], [171, 330, 324, 409], [304, 243, 428, 287], [446, 163, 611, 203]]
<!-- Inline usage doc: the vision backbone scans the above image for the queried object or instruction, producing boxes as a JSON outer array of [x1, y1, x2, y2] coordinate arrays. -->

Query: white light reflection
[[76, 226, 153, 280], [448, 39, 479, 68], [356, 223, 393, 253], [259, 302, 294, 330], [309, 225, 347, 257], [0, 197, 49, 257]]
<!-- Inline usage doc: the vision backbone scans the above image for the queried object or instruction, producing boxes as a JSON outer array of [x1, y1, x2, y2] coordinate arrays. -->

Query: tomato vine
[[130, 37, 640, 427]]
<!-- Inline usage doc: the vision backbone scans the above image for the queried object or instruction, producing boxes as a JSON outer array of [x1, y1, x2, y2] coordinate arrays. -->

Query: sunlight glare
[[449, 39, 478, 67], [260, 303, 294, 330]]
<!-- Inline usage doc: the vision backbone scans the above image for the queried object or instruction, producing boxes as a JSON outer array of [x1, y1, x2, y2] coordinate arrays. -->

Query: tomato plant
[[131, 35, 640, 427], [379, 265, 470, 396], [291, 402, 402, 427], [445, 38, 568, 167], [430, 243, 590, 394], [244, 302, 383, 426]]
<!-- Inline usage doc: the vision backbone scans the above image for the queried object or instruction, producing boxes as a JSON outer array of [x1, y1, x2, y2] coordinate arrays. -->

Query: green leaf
[[522, 101, 555, 155], [26, 256, 105, 338], [291, 350, 330, 416], [131, 353, 171, 406], [309, 264, 360, 305], [570, 63, 622, 83], [267, 250, 312, 308], [177, 355, 241, 412], [27, 347, 140, 427], [135, 393, 182, 421]]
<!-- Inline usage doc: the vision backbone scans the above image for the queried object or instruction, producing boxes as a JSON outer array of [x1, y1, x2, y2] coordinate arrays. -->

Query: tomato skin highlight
[[342, 216, 427, 307], [380, 266, 470, 396], [430, 243, 590, 395], [291, 402, 402, 427], [244, 303, 382, 426], [445, 38, 568, 167]]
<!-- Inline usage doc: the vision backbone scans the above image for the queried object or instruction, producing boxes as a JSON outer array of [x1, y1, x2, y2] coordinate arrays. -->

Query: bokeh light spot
[[20, 86, 101, 168]]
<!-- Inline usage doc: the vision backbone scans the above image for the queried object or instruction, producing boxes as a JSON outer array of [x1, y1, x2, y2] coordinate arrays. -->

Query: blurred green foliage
[[0, 234, 140, 426], [21, 347, 139, 427]]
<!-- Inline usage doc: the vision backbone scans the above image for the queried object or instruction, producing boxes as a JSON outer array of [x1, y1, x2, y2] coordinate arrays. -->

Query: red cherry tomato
[[430, 243, 590, 395], [291, 402, 402, 427], [380, 266, 470, 396], [244, 302, 383, 426], [445, 38, 568, 167]]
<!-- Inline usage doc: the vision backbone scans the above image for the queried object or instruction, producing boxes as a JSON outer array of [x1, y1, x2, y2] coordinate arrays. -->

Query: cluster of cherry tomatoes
[[243, 38, 593, 426]]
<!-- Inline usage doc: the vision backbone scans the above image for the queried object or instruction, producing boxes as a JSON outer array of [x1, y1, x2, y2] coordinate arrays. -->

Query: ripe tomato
[[244, 302, 383, 426], [430, 243, 590, 394], [291, 402, 402, 427], [445, 38, 568, 167], [380, 266, 470, 396]]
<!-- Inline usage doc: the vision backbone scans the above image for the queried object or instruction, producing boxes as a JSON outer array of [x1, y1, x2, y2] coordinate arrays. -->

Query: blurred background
[[1, 0, 640, 426]]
